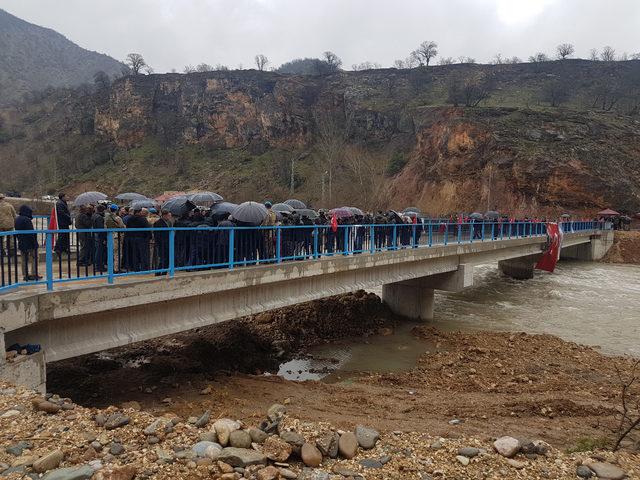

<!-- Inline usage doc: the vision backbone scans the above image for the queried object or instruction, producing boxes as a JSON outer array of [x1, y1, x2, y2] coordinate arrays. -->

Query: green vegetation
[[567, 436, 610, 453], [385, 152, 408, 177]]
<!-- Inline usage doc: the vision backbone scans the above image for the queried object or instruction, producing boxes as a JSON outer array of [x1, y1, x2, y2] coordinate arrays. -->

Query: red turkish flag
[[535, 223, 564, 273]]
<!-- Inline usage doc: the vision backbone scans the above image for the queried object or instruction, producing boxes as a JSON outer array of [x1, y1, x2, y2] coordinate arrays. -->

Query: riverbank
[[601, 231, 640, 264]]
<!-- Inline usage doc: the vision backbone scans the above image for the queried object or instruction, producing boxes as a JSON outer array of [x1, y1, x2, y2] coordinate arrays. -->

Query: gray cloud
[[2, 0, 640, 72]]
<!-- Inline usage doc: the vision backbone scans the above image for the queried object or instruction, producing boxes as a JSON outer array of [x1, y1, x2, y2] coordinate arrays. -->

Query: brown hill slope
[[0, 61, 639, 214]]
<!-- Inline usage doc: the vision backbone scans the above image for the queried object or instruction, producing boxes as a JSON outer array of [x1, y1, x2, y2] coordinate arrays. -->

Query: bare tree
[[492, 53, 504, 65], [323, 51, 342, 72], [93, 71, 111, 91], [613, 360, 640, 451], [601, 46, 617, 62], [184, 65, 196, 73], [556, 43, 575, 60], [125, 53, 147, 75], [196, 63, 213, 72], [214, 64, 229, 71], [255, 54, 269, 71], [632, 53, 640, 61], [591, 79, 622, 110], [541, 79, 571, 107], [352, 61, 382, 71], [458, 56, 476, 64], [393, 56, 419, 69], [619, 52, 629, 61], [412, 40, 438, 66], [438, 57, 455, 66], [447, 71, 495, 107], [144, 65, 154, 75], [313, 109, 352, 203], [505, 56, 522, 64], [529, 52, 550, 62], [590, 49, 599, 61]]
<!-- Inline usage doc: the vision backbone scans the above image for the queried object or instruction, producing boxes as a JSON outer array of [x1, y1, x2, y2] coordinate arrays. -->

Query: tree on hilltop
[[125, 53, 148, 75], [255, 54, 269, 71], [556, 43, 575, 60], [411, 40, 438, 66]]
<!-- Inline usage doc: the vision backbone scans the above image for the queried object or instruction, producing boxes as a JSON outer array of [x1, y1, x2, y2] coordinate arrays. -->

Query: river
[[278, 261, 640, 381]]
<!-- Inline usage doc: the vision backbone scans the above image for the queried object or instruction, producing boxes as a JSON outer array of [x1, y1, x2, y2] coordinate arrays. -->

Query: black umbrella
[[485, 210, 500, 220], [74, 191, 108, 206], [387, 210, 404, 223], [403, 207, 421, 214], [330, 208, 354, 219], [130, 199, 157, 210], [284, 199, 307, 209], [232, 201, 268, 225], [469, 212, 484, 220], [162, 196, 197, 216], [116, 192, 148, 201], [345, 207, 365, 217], [188, 192, 223, 205], [210, 202, 238, 221], [272, 203, 294, 213], [295, 208, 319, 220]]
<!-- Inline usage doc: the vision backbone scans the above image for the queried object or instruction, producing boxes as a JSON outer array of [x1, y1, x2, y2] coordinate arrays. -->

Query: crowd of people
[[0, 192, 608, 282]]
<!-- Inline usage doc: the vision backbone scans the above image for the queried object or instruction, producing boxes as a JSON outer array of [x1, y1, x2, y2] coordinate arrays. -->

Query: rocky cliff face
[[2, 62, 640, 214]]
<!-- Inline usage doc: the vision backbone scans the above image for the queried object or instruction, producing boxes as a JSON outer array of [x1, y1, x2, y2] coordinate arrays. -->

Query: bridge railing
[[0, 220, 604, 293]]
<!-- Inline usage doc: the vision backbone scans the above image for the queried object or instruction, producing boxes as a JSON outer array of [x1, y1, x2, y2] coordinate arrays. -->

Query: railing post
[[392, 225, 397, 250], [107, 232, 114, 284], [45, 232, 53, 291], [491, 222, 495, 241], [428, 223, 433, 247], [444, 224, 448, 245], [457, 223, 462, 244], [228, 228, 235, 270], [276, 226, 282, 263], [168, 230, 175, 277], [412, 224, 417, 248], [313, 226, 319, 259], [343, 226, 349, 256], [369, 226, 375, 254]]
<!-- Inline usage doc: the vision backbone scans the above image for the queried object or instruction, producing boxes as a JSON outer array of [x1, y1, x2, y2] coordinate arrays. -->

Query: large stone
[[214, 419, 240, 447], [316, 432, 339, 458], [41, 465, 95, 480], [354, 425, 380, 449], [256, 466, 280, 480], [586, 462, 626, 480], [229, 430, 252, 449], [143, 419, 168, 436], [301, 443, 323, 467], [279, 430, 305, 454], [217, 447, 267, 467], [576, 465, 594, 478], [191, 441, 221, 458], [338, 432, 359, 459], [34, 401, 61, 414], [103, 413, 130, 430], [194, 410, 210, 428], [267, 404, 287, 421], [262, 435, 292, 462], [248, 427, 268, 444], [33, 450, 64, 473], [199, 431, 218, 443], [493, 436, 520, 458]]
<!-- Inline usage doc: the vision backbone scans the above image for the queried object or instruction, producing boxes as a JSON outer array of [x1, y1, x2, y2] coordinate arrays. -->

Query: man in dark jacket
[[75, 205, 94, 267], [15, 205, 41, 281], [54, 193, 72, 256], [92, 204, 107, 271], [126, 208, 151, 271], [153, 210, 172, 275]]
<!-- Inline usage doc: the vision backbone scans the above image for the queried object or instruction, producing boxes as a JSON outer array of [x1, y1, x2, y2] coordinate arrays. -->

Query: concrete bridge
[[0, 226, 613, 392]]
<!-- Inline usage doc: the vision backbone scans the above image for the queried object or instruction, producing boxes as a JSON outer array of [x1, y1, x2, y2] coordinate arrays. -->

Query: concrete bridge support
[[561, 231, 614, 261], [499, 254, 541, 280], [0, 330, 46, 393], [382, 265, 473, 320]]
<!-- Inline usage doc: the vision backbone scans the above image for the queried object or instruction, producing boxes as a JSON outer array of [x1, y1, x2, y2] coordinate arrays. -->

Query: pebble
[[90, 441, 102, 451], [448, 418, 463, 425], [256, 465, 280, 480], [279, 430, 305, 454], [507, 458, 527, 469], [586, 462, 626, 480], [316, 432, 339, 458], [279, 467, 298, 479], [1, 409, 21, 418], [354, 425, 380, 449], [332, 464, 360, 476], [217, 447, 267, 467], [338, 432, 359, 459], [458, 447, 480, 458], [199, 431, 218, 443], [301, 443, 323, 467], [577, 465, 594, 478], [456, 455, 470, 466], [262, 435, 292, 462], [267, 403, 287, 421], [493, 436, 520, 458], [94, 464, 137, 480], [359, 458, 383, 469], [109, 443, 125, 456], [41, 465, 94, 480], [248, 427, 268, 444], [103, 413, 130, 430], [194, 410, 210, 428], [430, 441, 443, 450], [5, 441, 32, 456], [34, 400, 61, 414], [229, 430, 252, 449], [33, 450, 64, 473], [191, 441, 221, 458]]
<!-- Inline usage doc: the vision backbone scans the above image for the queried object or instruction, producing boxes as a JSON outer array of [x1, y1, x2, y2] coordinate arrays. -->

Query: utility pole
[[321, 170, 328, 206]]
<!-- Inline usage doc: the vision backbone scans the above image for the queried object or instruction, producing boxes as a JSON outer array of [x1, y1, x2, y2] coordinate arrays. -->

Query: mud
[[602, 230, 640, 264]]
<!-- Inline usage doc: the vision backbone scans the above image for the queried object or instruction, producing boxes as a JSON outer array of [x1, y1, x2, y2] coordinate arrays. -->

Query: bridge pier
[[498, 255, 540, 280], [0, 330, 46, 393], [382, 265, 473, 321], [561, 231, 614, 261]]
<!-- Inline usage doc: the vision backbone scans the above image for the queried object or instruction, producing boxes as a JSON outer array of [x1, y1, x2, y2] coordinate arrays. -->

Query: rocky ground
[[602, 231, 640, 265], [1, 383, 638, 480]]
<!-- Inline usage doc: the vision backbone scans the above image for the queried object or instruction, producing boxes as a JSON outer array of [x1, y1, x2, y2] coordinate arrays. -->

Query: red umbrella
[[597, 208, 620, 217], [329, 207, 354, 219]]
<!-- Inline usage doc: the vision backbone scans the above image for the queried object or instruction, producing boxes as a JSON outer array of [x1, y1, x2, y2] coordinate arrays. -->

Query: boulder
[[247, 427, 268, 444], [229, 430, 252, 449], [354, 425, 380, 449], [493, 436, 520, 458], [191, 441, 221, 458], [586, 462, 626, 480], [301, 443, 323, 467], [338, 432, 359, 459], [217, 447, 267, 467], [316, 432, 339, 458]]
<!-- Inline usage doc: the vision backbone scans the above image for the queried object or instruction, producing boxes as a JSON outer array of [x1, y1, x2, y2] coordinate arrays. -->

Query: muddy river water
[[279, 261, 640, 381]]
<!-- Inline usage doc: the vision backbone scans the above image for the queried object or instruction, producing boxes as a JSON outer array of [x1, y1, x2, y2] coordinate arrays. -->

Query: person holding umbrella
[[55, 193, 72, 256], [153, 210, 172, 275], [126, 208, 152, 271]]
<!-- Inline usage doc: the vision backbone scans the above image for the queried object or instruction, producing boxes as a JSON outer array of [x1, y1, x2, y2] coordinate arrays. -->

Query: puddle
[[277, 322, 438, 383]]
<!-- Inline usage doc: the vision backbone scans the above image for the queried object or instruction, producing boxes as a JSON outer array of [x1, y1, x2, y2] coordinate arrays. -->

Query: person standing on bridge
[[75, 205, 94, 267], [126, 208, 152, 272], [54, 193, 72, 257], [15, 205, 40, 281], [0, 193, 16, 257], [153, 209, 172, 275]]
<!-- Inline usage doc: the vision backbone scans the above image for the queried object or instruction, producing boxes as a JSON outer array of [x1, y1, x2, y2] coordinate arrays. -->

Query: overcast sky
[[3, 0, 640, 72]]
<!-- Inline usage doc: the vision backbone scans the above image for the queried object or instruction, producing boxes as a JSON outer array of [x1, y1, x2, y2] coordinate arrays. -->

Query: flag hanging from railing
[[535, 222, 563, 273], [47, 205, 58, 248]]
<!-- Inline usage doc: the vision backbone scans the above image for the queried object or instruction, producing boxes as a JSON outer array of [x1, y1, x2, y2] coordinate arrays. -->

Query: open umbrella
[[387, 210, 404, 223], [560, 213, 572, 218], [469, 212, 484, 220], [345, 207, 365, 217], [403, 207, 421, 214], [284, 199, 307, 209], [597, 208, 620, 217], [155, 191, 186, 203], [485, 210, 500, 220], [295, 208, 319, 220], [187, 192, 223, 205], [210, 202, 238, 221], [130, 199, 157, 210], [329, 207, 354, 219], [116, 192, 148, 201], [231, 201, 268, 225], [74, 191, 107, 206], [162, 196, 196, 216], [272, 203, 294, 213]]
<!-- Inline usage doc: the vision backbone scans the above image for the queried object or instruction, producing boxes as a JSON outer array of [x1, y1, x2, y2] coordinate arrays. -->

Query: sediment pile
[[601, 231, 640, 265]]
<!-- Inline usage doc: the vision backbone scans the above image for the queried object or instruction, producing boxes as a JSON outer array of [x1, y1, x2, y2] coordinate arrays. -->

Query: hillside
[[0, 60, 639, 215], [0, 8, 126, 106]]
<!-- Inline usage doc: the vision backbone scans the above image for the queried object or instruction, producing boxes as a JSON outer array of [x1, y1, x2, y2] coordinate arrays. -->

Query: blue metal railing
[[0, 220, 605, 294]]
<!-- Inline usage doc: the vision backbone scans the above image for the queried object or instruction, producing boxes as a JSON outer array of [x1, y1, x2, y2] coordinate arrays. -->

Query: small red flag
[[47, 205, 58, 248], [330, 214, 338, 233]]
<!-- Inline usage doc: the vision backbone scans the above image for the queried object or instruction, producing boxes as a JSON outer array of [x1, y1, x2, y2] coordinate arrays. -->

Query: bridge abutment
[[561, 231, 614, 261], [0, 330, 46, 393]]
